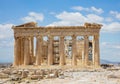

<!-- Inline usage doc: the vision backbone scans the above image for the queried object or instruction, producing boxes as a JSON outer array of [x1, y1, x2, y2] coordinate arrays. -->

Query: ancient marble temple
[[12, 22, 102, 68]]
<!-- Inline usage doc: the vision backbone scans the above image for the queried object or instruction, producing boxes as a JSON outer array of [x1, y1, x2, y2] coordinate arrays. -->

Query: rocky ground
[[0, 64, 120, 84]]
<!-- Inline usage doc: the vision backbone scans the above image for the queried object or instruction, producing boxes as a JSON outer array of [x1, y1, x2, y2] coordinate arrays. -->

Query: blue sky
[[0, 0, 120, 63]]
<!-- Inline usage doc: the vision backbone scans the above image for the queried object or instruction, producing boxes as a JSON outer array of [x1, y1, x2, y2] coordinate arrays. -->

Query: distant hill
[[0, 59, 119, 65], [100, 59, 120, 64]]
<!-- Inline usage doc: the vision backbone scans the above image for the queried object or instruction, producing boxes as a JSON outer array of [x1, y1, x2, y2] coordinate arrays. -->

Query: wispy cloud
[[101, 42, 120, 49], [0, 40, 13, 48], [110, 11, 120, 20], [102, 22, 120, 32], [47, 11, 103, 26], [0, 24, 13, 39], [21, 12, 44, 22], [0, 23, 14, 48], [72, 6, 104, 14], [48, 8, 120, 33]]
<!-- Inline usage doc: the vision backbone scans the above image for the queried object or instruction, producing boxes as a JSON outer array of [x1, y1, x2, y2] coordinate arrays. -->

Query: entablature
[[12, 22, 102, 37]]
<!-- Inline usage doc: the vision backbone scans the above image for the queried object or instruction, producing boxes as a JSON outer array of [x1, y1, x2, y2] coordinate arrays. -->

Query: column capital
[[72, 34, 76, 38], [48, 35, 53, 39], [23, 36, 30, 38], [36, 36, 43, 44], [94, 35, 99, 40], [36, 35, 42, 39], [14, 36, 19, 39], [84, 35, 89, 39], [60, 36, 65, 39], [29, 36, 34, 38]]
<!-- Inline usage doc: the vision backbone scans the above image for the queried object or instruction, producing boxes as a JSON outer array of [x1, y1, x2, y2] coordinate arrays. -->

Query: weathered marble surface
[[12, 22, 102, 68]]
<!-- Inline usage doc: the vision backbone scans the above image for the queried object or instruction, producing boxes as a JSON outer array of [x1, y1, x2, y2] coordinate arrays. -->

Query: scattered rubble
[[0, 65, 120, 84]]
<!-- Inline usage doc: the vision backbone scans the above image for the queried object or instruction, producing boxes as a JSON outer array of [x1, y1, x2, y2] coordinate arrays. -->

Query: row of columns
[[13, 37, 34, 66], [13, 35, 100, 67]]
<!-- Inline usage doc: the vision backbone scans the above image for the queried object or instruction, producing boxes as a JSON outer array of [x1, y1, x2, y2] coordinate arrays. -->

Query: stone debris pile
[[0, 67, 63, 83], [0, 67, 120, 84]]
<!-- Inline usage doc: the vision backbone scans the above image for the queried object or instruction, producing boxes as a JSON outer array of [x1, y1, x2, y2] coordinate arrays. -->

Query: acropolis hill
[[12, 22, 102, 69]]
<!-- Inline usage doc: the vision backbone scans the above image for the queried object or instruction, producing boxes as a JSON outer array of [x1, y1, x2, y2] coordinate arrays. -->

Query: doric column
[[29, 37, 34, 64], [13, 37, 20, 66], [93, 35, 100, 67], [20, 37, 24, 65], [72, 35, 77, 66], [48, 35, 53, 65], [59, 36, 65, 66], [83, 35, 89, 66], [18, 37, 22, 65], [81, 50, 84, 66], [24, 37, 30, 65], [36, 36, 43, 65]]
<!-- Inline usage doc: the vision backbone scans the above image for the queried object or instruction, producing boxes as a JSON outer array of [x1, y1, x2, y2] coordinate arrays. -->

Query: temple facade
[[12, 22, 102, 68]]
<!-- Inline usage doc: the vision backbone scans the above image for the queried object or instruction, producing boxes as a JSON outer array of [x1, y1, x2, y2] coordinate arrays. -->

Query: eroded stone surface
[[12, 22, 102, 68], [0, 65, 120, 84]]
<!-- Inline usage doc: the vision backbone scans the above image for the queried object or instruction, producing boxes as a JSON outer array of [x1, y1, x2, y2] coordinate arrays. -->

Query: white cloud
[[49, 12, 56, 15], [101, 42, 108, 46], [113, 46, 120, 49], [0, 40, 13, 48], [47, 11, 120, 33], [56, 11, 85, 21], [0, 23, 13, 48], [110, 11, 120, 20], [72, 6, 104, 14], [86, 14, 104, 23], [0, 24, 13, 39], [101, 42, 120, 61], [91, 7, 103, 14], [101, 42, 120, 49], [102, 22, 120, 32], [105, 17, 113, 22], [22, 12, 44, 22], [47, 11, 103, 26], [72, 6, 89, 11]]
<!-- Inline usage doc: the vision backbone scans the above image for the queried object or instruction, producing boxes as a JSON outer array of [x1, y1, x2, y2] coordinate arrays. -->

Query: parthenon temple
[[12, 22, 102, 68]]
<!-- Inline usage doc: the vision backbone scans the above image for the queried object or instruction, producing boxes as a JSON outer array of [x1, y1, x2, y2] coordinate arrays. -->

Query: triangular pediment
[[15, 22, 37, 27]]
